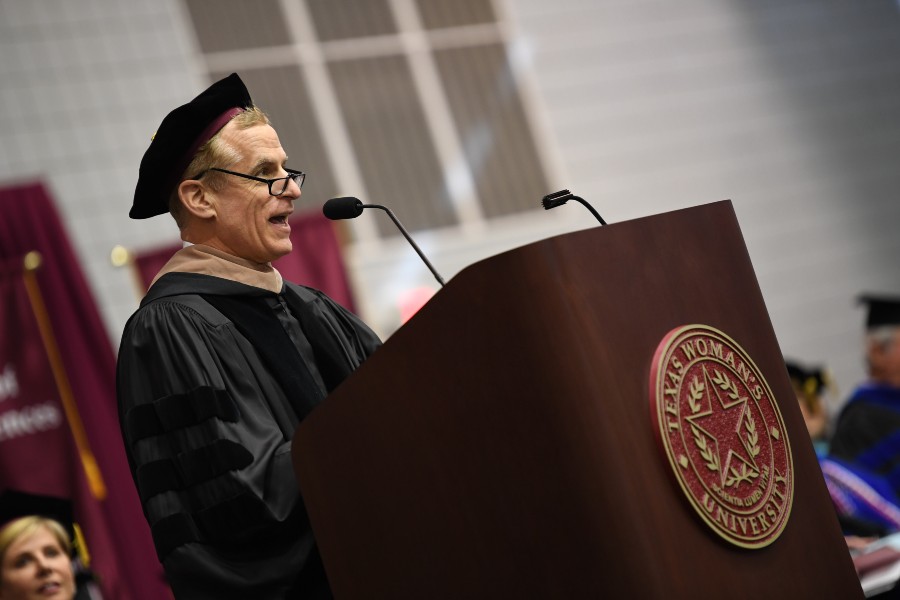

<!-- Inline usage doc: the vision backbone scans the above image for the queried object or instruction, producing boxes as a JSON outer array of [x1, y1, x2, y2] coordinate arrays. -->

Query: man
[[829, 295, 900, 499], [117, 74, 381, 599]]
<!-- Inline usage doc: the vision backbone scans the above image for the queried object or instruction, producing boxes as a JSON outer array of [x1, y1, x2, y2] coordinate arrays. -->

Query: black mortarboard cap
[[130, 73, 252, 219], [785, 360, 828, 397], [0, 490, 74, 539], [0, 490, 93, 564], [859, 294, 900, 329]]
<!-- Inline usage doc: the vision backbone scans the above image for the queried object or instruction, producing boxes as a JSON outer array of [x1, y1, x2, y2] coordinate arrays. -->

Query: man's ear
[[177, 179, 217, 220]]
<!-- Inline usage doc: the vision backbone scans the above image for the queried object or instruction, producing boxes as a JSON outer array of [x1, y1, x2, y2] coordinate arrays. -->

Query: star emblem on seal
[[650, 325, 793, 549]]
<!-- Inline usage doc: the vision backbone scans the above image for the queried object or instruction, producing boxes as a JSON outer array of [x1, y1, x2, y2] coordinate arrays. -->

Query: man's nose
[[282, 177, 302, 199]]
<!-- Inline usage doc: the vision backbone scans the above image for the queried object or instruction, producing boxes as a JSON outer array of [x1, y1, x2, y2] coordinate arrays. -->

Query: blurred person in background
[[117, 74, 381, 599], [818, 295, 900, 537], [0, 491, 100, 600], [830, 295, 900, 492], [779, 359, 899, 537], [786, 359, 831, 454], [0, 517, 74, 600]]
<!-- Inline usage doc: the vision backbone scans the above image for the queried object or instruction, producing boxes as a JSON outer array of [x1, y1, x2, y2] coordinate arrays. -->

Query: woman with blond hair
[[0, 496, 76, 600]]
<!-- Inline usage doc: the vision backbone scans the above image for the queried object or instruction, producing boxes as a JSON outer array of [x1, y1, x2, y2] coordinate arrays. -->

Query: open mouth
[[38, 581, 61, 594], [268, 215, 289, 225]]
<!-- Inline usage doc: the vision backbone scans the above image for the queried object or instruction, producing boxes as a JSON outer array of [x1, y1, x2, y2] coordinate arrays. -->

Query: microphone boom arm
[[365, 204, 446, 287], [570, 196, 607, 226]]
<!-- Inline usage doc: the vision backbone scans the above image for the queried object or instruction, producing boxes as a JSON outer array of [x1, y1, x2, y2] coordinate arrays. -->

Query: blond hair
[[0, 516, 71, 564], [168, 105, 272, 228]]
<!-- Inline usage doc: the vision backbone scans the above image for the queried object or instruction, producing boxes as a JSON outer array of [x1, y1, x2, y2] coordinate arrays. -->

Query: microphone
[[541, 189, 607, 225], [323, 197, 445, 287], [322, 196, 364, 220]]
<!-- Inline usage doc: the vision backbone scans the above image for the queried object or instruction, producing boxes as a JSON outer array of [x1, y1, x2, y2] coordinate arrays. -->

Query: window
[[186, 0, 551, 239]]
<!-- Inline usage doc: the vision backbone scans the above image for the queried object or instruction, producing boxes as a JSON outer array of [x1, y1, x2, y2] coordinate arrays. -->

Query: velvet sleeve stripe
[[151, 492, 286, 560], [194, 491, 279, 541], [123, 405, 163, 442], [136, 460, 179, 501], [151, 513, 200, 562], [156, 386, 240, 429], [123, 386, 239, 442], [180, 439, 254, 484], [135, 440, 254, 500]]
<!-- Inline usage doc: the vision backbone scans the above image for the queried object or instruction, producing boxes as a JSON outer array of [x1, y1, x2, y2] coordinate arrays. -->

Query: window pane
[[185, 0, 291, 53], [415, 0, 496, 30], [306, 0, 397, 41], [329, 55, 458, 234], [433, 43, 550, 218]]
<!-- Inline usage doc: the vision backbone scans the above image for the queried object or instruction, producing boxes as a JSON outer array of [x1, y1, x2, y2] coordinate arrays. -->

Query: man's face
[[869, 328, 900, 388], [205, 122, 299, 264]]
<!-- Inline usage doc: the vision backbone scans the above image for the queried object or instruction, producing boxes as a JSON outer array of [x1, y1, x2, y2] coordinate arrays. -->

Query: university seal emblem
[[649, 325, 793, 548]]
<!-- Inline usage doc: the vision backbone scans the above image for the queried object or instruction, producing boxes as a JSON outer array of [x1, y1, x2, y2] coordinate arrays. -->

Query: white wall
[[1, 0, 899, 417], [0, 0, 204, 344], [503, 0, 900, 414]]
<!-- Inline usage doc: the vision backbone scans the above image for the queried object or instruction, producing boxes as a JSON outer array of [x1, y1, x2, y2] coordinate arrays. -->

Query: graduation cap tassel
[[21, 252, 107, 500], [72, 522, 92, 567]]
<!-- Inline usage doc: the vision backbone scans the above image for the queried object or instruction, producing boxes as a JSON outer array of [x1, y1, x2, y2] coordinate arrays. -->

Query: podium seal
[[649, 325, 793, 548]]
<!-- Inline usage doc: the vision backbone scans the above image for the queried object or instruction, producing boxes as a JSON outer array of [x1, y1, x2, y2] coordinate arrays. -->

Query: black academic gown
[[116, 272, 381, 600], [829, 383, 900, 497]]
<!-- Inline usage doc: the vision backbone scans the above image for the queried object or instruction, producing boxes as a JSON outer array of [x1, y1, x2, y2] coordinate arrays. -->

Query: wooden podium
[[292, 201, 862, 598]]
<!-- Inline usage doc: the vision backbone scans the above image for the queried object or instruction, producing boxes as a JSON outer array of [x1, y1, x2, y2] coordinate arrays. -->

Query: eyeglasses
[[194, 167, 306, 196]]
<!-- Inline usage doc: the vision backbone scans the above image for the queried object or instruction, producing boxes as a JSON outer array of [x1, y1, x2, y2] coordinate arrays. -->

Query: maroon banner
[[0, 182, 170, 600], [132, 210, 357, 310], [0, 260, 72, 498]]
